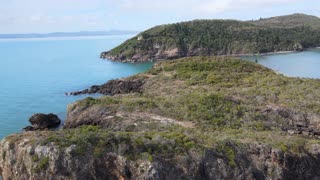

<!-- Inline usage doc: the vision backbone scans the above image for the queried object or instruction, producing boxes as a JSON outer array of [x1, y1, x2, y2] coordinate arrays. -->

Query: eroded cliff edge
[[1, 57, 320, 179]]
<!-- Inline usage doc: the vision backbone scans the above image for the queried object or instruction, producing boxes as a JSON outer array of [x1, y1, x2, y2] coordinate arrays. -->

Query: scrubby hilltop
[[101, 14, 320, 62], [249, 13, 320, 29], [1, 57, 320, 179]]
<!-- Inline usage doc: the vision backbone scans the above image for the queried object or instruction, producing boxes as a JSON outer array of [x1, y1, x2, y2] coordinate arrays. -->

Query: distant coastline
[[0, 30, 139, 39], [232, 48, 320, 58], [234, 50, 297, 57], [0, 34, 138, 42]]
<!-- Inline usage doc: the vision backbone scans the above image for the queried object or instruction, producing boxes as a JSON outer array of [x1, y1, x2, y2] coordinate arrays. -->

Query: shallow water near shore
[[0, 35, 153, 139], [240, 48, 320, 79]]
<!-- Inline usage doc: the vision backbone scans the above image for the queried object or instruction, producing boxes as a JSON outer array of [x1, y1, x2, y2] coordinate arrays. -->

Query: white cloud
[[107, 0, 300, 14], [0, 0, 317, 33], [195, 1, 232, 14], [0, 0, 112, 33]]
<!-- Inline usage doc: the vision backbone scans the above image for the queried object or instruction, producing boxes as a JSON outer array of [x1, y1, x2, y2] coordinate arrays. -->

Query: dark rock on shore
[[23, 113, 61, 131], [68, 78, 145, 96]]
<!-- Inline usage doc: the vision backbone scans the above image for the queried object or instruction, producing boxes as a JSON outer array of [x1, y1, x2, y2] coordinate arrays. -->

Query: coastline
[[102, 50, 300, 63], [231, 50, 297, 57], [225, 47, 320, 57]]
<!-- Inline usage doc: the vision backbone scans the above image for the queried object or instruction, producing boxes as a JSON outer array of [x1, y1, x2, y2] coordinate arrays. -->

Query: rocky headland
[[1, 56, 320, 179], [67, 78, 145, 96]]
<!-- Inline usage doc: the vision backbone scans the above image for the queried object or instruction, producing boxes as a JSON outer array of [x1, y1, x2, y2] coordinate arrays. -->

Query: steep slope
[[101, 14, 320, 62], [1, 57, 320, 179]]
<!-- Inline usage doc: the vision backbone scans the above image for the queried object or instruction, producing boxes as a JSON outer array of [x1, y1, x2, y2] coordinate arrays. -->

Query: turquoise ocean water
[[241, 48, 320, 79], [0, 35, 152, 138], [0, 35, 319, 139]]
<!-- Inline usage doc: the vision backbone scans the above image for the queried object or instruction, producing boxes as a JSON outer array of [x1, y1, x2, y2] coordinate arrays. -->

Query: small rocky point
[[67, 78, 145, 96], [23, 113, 61, 131]]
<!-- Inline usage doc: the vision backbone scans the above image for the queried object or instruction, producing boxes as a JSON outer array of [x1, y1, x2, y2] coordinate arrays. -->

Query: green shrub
[[34, 157, 49, 173]]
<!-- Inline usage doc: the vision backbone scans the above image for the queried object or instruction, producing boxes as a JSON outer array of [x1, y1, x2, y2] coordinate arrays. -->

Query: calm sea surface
[[0, 36, 319, 139], [240, 48, 320, 79], [0, 35, 153, 138]]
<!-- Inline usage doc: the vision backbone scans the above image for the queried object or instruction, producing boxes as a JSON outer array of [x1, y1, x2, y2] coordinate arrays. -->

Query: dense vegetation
[[103, 14, 320, 62]]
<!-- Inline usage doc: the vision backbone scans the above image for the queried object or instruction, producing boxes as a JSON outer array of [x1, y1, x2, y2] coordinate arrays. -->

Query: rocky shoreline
[[67, 78, 145, 96], [100, 50, 178, 63], [100, 48, 304, 63]]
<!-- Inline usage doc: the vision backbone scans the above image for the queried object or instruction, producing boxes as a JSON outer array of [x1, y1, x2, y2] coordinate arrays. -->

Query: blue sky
[[0, 0, 319, 34]]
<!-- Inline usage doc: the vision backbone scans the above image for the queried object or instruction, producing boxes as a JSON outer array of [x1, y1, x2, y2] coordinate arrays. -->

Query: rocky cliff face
[[101, 47, 182, 63], [1, 57, 320, 179], [1, 133, 320, 180]]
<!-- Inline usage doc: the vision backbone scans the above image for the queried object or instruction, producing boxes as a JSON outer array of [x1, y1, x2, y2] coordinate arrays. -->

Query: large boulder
[[23, 113, 61, 131]]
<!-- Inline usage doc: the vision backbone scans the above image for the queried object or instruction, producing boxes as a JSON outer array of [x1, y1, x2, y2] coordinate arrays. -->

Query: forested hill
[[101, 14, 320, 62]]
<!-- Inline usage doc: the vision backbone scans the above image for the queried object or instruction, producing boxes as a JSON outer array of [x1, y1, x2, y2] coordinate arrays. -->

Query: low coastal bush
[[73, 57, 320, 133], [34, 157, 49, 173], [40, 126, 198, 160], [36, 56, 320, 161]]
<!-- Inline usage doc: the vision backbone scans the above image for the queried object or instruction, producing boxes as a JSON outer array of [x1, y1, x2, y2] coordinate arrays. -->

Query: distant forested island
[[0, 30, 139, 39], [101, 13, 320, 62]]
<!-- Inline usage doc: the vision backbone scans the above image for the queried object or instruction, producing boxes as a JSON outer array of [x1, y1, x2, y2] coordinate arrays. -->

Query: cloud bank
[[111, 0, 298, 13], [0, 0, 318, 33]]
